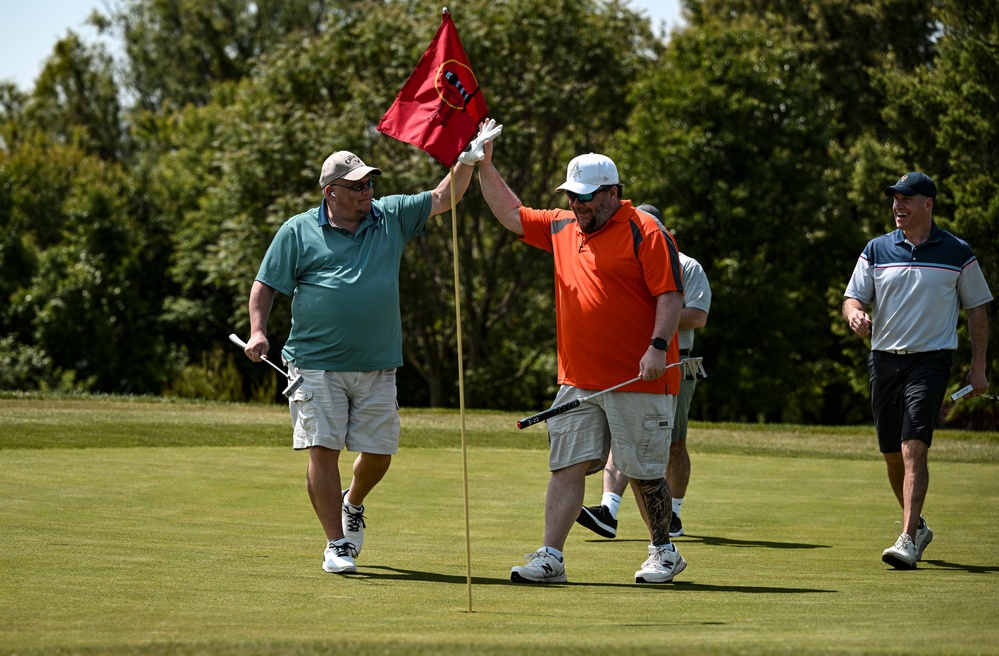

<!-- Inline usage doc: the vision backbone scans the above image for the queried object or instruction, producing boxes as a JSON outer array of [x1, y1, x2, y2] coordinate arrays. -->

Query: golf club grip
[[229, 333, 289, 378], [517, 399, 581, 430]]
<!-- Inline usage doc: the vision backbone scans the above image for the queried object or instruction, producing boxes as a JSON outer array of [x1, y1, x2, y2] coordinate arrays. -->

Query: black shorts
[[868, 350, 952, 453]]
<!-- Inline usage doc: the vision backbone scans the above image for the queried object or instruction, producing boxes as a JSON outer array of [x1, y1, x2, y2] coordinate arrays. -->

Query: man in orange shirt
[[477, 142, 686, 584]]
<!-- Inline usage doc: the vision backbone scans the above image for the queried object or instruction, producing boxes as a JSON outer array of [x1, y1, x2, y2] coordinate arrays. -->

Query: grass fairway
[[1, 398, 998, 655]]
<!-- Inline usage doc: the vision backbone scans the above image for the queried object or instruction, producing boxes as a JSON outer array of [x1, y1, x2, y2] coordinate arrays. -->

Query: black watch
[[650, 337, 669, 351]]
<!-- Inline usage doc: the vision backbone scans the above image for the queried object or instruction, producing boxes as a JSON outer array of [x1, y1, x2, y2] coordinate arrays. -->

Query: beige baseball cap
[[319, 151, 382, 187]]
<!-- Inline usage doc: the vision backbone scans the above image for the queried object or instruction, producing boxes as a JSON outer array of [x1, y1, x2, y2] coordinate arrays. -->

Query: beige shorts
[[546, 385, 675, 479], [287, 368, 400, 454]]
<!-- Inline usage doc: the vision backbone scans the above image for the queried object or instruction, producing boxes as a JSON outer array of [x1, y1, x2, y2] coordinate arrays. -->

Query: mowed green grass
[[1, 398, 998, 655]]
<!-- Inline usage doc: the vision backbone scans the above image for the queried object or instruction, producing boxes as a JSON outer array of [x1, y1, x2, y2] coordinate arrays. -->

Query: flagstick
[[450, 163, 473, 613]]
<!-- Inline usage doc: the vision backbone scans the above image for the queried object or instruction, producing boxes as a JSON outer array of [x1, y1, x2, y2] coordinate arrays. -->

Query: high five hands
[[458, 118, 503, 165]]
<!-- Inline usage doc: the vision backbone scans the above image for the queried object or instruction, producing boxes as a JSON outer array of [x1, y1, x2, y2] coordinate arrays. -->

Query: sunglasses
[[328, 179, 374, 192], [565, 186, 610, 203]]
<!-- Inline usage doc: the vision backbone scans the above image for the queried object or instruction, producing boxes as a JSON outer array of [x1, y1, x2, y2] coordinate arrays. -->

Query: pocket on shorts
[[291, 386, 317, 439], [640, 415, 671, 463]]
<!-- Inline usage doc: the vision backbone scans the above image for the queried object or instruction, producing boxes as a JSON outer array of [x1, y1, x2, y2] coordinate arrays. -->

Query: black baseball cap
[[884, 172, 936, 200], [636, 203, 664, 222]]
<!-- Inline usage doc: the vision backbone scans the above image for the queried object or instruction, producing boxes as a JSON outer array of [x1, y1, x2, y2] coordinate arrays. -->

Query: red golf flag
[[377, 10, 489, 167]]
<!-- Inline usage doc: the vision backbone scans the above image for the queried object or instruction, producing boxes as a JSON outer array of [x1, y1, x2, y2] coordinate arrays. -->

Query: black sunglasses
[[328, 179, 374, 192], [565, 186, 610, 203]]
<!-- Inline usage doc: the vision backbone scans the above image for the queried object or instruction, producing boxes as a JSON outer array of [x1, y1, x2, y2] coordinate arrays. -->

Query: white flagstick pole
[[449, 162, 473, 613]]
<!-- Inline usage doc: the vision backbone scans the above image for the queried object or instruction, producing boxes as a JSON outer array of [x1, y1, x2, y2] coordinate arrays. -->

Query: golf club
[[228, 333, 304, 398], [517, 357, 704, 429], [950, 384, 999, 402]]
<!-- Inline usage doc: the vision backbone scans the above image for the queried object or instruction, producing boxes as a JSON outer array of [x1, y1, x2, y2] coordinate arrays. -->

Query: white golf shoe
[[635, 543, 687, 583], [882, 533, 917, 570], [914, 516, 933, 561], [511, 548, 567, 583], [323, 538, 356, 574]]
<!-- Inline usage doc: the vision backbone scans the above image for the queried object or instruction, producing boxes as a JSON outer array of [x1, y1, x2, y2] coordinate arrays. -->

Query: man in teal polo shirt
[[242, 146, 477, 574]]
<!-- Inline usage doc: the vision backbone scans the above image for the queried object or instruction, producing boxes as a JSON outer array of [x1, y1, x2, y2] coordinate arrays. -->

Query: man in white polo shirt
[[843, 171, 992, 569]]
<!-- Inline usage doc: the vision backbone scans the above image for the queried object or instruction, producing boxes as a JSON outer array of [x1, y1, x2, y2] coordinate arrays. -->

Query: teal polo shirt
[[256, 192, 432, 370]]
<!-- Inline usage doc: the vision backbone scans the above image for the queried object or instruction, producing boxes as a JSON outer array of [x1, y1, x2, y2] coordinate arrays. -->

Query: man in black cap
[[842, 171, 993, 569]]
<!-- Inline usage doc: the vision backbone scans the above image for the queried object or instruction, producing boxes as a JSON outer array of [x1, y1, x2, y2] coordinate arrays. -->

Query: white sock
[[601, 492, 622, 519], [543, 546, 564, 561], [672, 497, 684, 517]]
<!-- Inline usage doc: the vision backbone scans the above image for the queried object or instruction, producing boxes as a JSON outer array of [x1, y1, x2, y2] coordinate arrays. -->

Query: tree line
[[1, 0, 996, 428]]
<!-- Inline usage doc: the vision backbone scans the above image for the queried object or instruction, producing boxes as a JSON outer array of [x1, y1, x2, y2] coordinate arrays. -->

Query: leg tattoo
[[636, 477, 673, 546]]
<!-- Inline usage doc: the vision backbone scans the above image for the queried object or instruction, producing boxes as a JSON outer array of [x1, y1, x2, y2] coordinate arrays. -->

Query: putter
[[228, 333, 305, 398], [517, 357, 704, 429]]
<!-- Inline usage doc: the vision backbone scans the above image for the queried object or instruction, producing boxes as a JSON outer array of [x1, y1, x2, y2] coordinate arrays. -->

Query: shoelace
[[524, 550, 549, 564], [332, 541, 356, 557], [344, 507, 366, 532]]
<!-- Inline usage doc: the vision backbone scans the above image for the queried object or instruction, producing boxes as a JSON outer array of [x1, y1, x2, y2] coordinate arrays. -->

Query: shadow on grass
[[585, 534, 830, 550], [351, 566, 835, 593], [921, 559, 999, 574]]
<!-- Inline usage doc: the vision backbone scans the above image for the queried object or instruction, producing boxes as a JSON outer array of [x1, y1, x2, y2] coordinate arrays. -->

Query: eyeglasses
[[328, 179, 374, 192], [565, 186, 610, 203]]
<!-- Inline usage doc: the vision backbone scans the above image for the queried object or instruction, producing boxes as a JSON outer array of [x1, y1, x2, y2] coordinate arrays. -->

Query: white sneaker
[[341, 489, 365, 558], [882, 533, 917, 569], [635, 543, 687, 583], [914, 516, 933, 561], [323, 539, 356, 574], [511, 549, 567, 583]]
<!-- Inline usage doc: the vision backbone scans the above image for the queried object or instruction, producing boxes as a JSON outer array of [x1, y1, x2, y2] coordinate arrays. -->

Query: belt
[[883, 349, 916, 355]]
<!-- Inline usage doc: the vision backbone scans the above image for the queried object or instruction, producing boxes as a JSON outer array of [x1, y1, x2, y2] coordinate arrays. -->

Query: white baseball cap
[[556, 153, 619, 194]]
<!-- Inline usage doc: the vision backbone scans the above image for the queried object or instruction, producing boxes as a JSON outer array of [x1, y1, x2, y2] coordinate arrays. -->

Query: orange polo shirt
[[519, 200, 683, 395]]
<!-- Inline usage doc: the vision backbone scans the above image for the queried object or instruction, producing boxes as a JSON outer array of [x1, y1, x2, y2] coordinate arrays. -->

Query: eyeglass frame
[[326, 179, 374, 193]]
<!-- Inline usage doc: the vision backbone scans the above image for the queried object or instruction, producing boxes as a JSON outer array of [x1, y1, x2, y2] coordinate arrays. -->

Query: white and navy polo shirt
[[845, 223, 993, 353]]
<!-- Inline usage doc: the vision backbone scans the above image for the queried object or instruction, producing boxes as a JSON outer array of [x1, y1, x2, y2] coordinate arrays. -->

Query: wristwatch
[[650, 337, 669, 351]]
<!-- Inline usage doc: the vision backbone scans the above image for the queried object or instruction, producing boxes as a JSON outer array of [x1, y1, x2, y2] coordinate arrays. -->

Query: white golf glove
[[458, 118, 503, 165]]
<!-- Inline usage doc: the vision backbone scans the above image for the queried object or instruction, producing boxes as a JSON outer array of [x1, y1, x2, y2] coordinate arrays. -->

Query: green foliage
[[0, 139, 173, 393], [0, 336, 95, 393], [620, 13, 851, 422], [103, 0, 330, 110], [162, 344, 244, 401], [26, 32, 125, 161], [1, 0, 996, 425], [864, 0, 999, 428]]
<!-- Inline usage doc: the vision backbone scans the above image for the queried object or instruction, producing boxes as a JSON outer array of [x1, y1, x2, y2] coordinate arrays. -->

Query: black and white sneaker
[[323, 538, 357, 574], [669, 513, 684, 538], [341, 489, 365, 558], [576, 505, 618, 538]]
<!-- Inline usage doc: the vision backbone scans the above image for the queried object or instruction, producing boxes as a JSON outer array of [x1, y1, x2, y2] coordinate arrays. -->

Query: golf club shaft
[[516, 358, 703, 430], [228, 333, 291, 379], [516, 376, 642, 429]]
